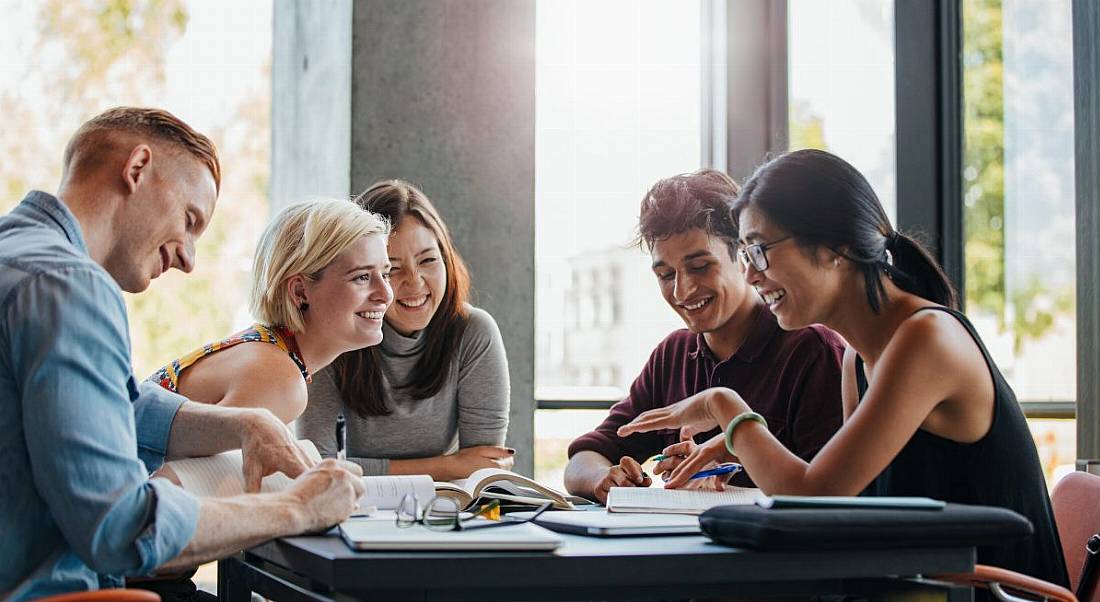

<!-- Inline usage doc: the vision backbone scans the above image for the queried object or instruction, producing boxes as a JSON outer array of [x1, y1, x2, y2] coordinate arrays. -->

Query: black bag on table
[[698, 503, 1033, 551]]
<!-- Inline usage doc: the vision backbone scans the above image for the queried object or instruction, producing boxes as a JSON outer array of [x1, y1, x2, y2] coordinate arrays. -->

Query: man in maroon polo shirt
[[564, 169, 845, 503]]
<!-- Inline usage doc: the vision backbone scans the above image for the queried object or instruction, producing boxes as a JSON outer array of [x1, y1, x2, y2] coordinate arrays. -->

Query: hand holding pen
[[653, 431, 740, 490]]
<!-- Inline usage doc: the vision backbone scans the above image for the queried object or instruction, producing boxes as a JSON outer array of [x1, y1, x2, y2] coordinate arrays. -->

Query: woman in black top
[[618, 149, 1068, 586]]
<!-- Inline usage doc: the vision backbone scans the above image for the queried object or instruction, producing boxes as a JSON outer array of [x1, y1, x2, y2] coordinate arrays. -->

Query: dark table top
[[242, 529, 976, 595]]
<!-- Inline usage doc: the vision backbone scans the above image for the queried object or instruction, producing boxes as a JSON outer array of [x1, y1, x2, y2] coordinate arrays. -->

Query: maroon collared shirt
[[568, 306, 845, 485]]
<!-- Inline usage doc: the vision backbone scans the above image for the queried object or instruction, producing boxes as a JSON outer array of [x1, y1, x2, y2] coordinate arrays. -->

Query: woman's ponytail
[[883, 231, 958, 309]]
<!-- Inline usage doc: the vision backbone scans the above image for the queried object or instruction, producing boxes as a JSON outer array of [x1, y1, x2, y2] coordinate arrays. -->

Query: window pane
[[0, 0, 271, 380], [962, 0, 1075, 402], [534, 0, 701, 401], [534, 409, 612, 491], [787, 0, 897, 221]]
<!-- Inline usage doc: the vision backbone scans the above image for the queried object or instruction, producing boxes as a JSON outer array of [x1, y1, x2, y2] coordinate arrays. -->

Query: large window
[[962, 0, 1076, 484], [962, 0, 1075, 403], [0, 0, 272, 380], [533, 0, 703, 487], [787, 0, 897, 220]]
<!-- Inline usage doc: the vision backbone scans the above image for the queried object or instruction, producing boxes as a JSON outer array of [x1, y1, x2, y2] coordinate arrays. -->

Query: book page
[[170, 449, 248, 497], [359, 475, 435, 510], [166, 439, 322, 498], [457, 468, 565, 499], [607, 486, 760, 515]]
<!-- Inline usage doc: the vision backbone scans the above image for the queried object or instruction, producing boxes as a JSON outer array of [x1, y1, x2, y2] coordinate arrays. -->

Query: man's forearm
[[165, 402, 265, 460], [158, 492, 302, 572], [563, 451, 612, 498]]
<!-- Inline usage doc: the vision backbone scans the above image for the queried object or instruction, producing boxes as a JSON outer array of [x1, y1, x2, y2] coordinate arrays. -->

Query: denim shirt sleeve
[[6, 266, 199, 575], [133, 380, 187, 472]]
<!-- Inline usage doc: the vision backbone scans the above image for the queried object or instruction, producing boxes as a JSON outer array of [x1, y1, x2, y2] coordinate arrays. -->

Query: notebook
[[338, 518, 562, 550], [606, 486, 760, 515], [505, 509, 701, 537]]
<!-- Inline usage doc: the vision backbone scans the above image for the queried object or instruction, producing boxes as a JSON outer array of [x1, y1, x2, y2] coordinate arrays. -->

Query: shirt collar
[[688, 304, 780, 364], [18, 190, 90, 257]]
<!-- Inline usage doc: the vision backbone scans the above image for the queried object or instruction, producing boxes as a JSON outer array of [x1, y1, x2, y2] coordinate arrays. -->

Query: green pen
[[651, 453, 687, 462]]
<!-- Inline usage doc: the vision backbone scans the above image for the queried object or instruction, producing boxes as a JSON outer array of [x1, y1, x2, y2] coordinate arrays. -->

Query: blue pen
[[688, 463, 742, 480]]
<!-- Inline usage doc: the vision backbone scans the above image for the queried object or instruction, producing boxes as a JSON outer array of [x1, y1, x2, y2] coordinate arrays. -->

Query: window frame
[[1073, 0, 1100, 470], [536, 1, 1093, 437]]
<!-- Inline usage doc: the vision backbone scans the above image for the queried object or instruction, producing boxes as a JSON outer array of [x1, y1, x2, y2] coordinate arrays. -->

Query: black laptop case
[[699, 503, 1033, 551]]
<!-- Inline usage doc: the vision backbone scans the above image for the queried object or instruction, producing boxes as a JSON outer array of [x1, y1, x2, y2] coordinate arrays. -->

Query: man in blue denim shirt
[[0, 108, 366, 601]]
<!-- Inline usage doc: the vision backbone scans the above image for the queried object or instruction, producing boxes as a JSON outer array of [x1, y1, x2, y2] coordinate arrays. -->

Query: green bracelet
[[724, 411, 767, 456]]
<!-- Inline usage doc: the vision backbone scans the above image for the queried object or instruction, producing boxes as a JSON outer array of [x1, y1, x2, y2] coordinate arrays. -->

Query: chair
[[936, 471, 1100, 602], [33, 590, 159, 602]]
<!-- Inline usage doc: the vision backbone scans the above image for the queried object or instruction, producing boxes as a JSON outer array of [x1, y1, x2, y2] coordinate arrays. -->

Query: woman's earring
[[299, 301, 309, 312], [833, 257, 839, 268]]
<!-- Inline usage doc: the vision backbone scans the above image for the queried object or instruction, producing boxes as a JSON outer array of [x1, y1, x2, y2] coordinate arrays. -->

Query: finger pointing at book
[[241, 410, 319, 492], [616, 388, 734, 439]]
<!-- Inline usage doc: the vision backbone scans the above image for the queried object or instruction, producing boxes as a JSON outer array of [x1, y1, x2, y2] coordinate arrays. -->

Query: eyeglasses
[[395, 494, 553, 531], [737, 236, 791, 272]]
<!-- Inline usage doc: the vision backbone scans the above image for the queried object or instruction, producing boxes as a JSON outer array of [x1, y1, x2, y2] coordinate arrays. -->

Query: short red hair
[[63, 107, 221, 192]]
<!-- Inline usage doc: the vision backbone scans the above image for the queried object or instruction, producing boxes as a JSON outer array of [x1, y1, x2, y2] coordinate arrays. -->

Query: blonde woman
[[148, 199, 394, 423], [298, 180, 512, 480]]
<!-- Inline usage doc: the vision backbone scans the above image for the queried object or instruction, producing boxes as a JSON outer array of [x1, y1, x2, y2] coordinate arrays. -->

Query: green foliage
[[963, 0, 1071, 353], [0, 0, 270, 378], [963, 0, 1005, 321]]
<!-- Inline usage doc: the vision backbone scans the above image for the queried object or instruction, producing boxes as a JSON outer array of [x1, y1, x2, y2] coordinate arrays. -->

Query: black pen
[[336, 413, 347, 462]]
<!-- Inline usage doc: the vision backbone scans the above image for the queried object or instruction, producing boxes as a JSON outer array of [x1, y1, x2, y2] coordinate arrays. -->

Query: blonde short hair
[[251, 199, 390, 332]]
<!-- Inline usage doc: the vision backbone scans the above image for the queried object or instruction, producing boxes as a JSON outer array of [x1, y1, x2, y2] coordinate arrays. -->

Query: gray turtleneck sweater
[[296, 306, 510, 475]]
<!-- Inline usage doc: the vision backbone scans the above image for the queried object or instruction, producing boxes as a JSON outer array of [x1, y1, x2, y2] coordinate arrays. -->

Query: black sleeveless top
[[856, 306, 1068, 587]]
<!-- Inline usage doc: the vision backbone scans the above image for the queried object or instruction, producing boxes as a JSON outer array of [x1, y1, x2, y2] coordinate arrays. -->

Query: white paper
[[358, 474, 435, 510], [607, 486, 760, 515]]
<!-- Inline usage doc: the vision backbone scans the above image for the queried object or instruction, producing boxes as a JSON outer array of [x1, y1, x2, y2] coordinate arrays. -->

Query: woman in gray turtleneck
[[296, 180, 512, 480]]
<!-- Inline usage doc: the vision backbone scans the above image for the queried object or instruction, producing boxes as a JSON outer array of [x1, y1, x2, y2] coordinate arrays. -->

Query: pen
[[688, 463, 742, 481], [651, 453, 687, 462], [336, 413, 347, 462]]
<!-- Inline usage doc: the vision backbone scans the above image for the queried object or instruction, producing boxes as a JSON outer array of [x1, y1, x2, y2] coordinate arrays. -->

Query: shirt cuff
[[134, 381, 187, 472], [133, 478, 200, 576]]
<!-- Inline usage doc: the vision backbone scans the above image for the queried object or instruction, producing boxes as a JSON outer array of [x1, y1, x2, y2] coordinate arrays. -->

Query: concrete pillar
[[271, 0, 353, 208], [272, 0, 536, 475]]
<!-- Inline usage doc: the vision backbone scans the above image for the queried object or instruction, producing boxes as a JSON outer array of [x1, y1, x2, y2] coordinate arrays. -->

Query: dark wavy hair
[[333, 180, 471, 416], [635, 168, 741, 259], [732, 149, 957, 312]]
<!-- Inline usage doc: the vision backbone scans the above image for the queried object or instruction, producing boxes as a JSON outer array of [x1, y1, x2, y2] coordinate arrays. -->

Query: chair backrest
[[1051, 471, 1100, 602], [33, 589, 160, 602]]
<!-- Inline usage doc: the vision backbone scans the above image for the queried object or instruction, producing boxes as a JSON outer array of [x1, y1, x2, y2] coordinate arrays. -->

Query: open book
[[606, 486, 761, 515], [161, 445, 587, 512], [434, 468, 591, 511]]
